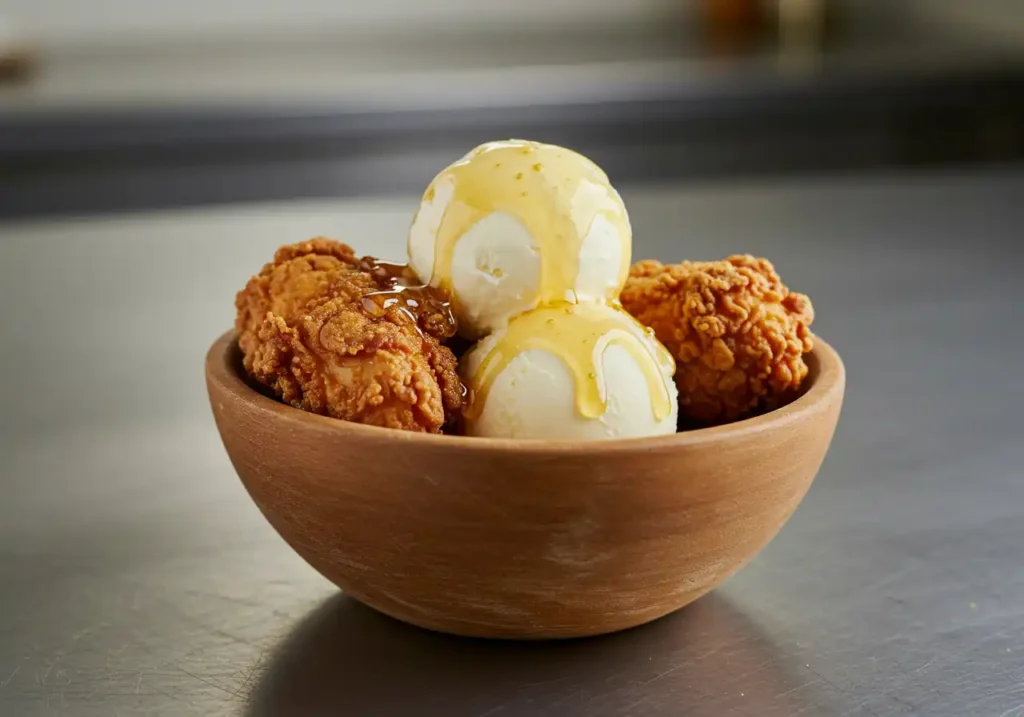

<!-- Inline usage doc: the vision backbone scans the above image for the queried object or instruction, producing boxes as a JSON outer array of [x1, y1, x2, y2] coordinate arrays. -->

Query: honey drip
[[464, 304, 675, 422], [358, 257, 456, 337], [431, 141, 630, 306]]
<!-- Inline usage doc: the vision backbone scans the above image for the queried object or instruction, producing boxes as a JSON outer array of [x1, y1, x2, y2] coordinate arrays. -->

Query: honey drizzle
[[358, 257, 456, 335], [431, 141, 630, 306], [427, 140, 669, 422], [465, 304, 675, 422]]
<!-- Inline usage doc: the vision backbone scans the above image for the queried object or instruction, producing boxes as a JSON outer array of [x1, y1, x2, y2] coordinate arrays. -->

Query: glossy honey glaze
[[358, 258, 457, 337], [465, 303, 675, 422]]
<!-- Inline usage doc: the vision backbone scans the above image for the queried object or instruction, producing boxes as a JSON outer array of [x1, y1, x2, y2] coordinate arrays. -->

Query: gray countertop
[[1, 170, 1023, 715]]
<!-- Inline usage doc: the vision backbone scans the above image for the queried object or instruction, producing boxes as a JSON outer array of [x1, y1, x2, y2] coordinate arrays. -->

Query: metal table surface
[[1, 169, 1022, 716]]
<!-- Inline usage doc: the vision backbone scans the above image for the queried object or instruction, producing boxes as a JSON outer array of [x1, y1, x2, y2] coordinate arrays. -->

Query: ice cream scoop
[[461, 302, 678, 440], [408, 140, 632, 339]]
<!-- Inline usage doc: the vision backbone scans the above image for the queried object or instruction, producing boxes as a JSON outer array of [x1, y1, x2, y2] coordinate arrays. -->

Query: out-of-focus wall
[[2, 0, 683, 44], [3, 0, 1021, 47], [908, 0, 1024, 43]]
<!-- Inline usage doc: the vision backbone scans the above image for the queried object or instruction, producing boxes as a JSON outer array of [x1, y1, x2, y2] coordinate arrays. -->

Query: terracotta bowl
[[206, 331, 844, 639]]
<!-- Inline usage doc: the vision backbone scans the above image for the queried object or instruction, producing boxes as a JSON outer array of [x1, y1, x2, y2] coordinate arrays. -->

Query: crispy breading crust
[[622, 255, 814, 424], [235, 238, 464, 433]]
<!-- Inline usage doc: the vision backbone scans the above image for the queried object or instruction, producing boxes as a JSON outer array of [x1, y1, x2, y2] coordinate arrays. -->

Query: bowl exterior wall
[[207, 333, 843, 639]]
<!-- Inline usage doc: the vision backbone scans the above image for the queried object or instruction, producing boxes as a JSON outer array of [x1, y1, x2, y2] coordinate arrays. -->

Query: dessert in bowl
[[207, 140, 845, 639]]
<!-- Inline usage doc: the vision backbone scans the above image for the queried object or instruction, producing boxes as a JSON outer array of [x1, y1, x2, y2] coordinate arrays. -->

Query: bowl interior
[[210, 331, 843, 452]]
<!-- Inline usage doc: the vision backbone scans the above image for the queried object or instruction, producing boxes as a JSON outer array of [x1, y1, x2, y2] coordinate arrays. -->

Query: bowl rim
[[206, 330, 844, 454]]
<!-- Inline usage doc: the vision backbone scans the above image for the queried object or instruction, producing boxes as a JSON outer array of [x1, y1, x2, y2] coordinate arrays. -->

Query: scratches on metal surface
[[235, 652, 266, 698], [477, 702, 513, 717], [0, 664, 20, 689], [775, 678, 823, 699], [173, 665, 239, 699]]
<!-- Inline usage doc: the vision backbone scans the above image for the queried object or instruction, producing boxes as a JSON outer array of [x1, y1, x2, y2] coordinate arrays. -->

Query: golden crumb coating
[[621, 255, 814, 424], [235, 238, 464, 433]]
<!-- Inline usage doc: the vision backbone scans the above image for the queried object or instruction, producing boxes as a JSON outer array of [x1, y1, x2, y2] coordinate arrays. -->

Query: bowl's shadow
[[247, 594, 817, 717]]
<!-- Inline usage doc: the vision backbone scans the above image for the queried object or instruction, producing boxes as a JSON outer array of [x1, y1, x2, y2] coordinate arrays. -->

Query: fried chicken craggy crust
[[621, 255, 814, 424], [234, 238, 464, 433]]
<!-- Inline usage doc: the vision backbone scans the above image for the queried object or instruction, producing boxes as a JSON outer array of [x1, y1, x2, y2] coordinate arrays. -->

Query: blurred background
[[1, 0, 1023, 216]]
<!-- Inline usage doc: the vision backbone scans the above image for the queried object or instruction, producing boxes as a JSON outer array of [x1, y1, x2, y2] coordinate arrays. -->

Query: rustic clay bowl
[[206, 331, 844, 639]]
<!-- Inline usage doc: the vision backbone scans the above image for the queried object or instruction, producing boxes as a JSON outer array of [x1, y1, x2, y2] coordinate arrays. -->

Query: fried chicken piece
[[235, 238, 465, 433], [621, 255, 814, 424]]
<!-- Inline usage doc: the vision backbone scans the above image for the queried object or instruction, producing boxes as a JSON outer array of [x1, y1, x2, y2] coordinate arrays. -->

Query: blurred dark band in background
[[2, 0, 1023, 219]]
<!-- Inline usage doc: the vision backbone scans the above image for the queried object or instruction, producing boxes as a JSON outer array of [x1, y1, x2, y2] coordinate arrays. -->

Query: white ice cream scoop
[[460, 302, 678, 440], [408, 140, 632, 339]]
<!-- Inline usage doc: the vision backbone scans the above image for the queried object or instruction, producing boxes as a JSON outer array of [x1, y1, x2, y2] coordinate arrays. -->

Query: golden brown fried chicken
[[621, 255, 814, 424], [235, 238, 465, 433]]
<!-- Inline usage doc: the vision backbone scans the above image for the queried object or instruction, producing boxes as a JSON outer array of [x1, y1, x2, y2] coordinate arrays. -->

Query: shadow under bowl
[[206, 331, 844, 639]]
